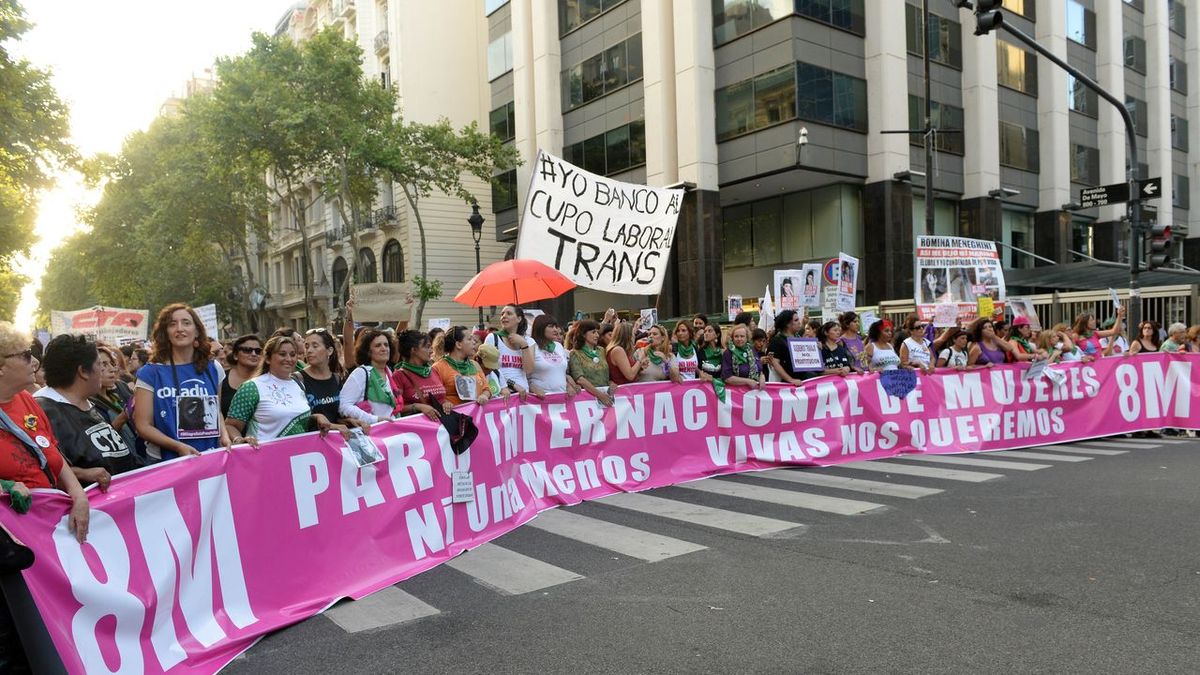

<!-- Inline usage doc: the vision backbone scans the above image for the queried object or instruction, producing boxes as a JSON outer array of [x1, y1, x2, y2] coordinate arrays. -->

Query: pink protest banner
[[1, 354, 1196, 674]]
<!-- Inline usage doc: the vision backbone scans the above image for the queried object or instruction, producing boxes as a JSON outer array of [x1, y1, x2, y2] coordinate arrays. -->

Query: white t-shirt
[[938, 347, 969, 368], [489, 333, 530, 389], [227, 373, 310, 441], [531, 343, 569, 394], [673, 350, 700, 380], [902, 337, 932, 367], [869, 344, 901, 371], [1099, 336, 1128, 355]]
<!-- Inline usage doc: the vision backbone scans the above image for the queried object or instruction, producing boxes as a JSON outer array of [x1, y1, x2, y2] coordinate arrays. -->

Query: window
[[723, 184, 863, 270], [905, 5, 962, 68], [490, 101, 516, 141], [559, 0, 626, 35], [1173, 174, 1190, 209], [357, 247, 377, 283], [1124, 36, 1146, 73], [332, 257, 348, 306], [1125, 97, 1148, 137], [795, 0, 866, 34], [999, 121, 1039, 171], [562, 121, 646, 176], [485, 0, 509, 15], [713, 0, 791, 45], [487, 32, 513, 81], [561, 33, 642, 111], [796, 62, 868, 132], [1065, 0, 1096, 48], [382, 240, 404, 283], [492, 170, 518, 212], [907, 96, 965, 154], [997, 41, 1038, 96], [1068, 75, 1098, 117], [1172, 116, 1189, 151], [1169, 0, 1187, 36], [1170, 57, 1188, 94], [1070, 144, 1100, 184], [716, 64, 798, 140], [1002, 0, 1035, 18]]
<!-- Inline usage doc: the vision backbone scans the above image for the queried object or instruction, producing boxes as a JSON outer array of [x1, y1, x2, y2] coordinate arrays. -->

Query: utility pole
[[971, 3, 1145, 330]]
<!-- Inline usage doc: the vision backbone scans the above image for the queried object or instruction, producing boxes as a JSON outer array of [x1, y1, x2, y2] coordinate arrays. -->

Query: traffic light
[[1147, 223, 1172, 270], [975, 0, 1003, 35]]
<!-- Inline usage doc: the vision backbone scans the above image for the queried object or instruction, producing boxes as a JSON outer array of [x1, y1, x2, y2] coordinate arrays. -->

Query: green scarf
[[497, 329, 510, 339], [92, 390, 124, 415], [580, 345, 600, 361], [701, 345, 723, 366], [711, 378, 727, 403], [1014, 337, 1035, 354], [398, 361, 431, 378], [731, 344, 752, 365], [647, 349, 665, 366], [541, 341, 556, 353], [443, 355, 479, 375], [674, 341, 696, 358], [0, 480, 30, 513], [365, 366, 395, 408]]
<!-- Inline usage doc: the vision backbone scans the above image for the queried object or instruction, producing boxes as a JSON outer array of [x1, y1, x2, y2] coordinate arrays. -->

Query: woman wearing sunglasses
[[221, 334, 262, 417]]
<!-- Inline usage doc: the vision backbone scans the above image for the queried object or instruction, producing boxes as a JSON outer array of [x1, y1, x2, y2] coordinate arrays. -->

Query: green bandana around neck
[[731, 344, 752, 365], [398, 361, 432, 378], [443, 355, 478, 375], [580, 345, 600, 361], [365, 366, 396, 408], [674, 341, 696, 358]]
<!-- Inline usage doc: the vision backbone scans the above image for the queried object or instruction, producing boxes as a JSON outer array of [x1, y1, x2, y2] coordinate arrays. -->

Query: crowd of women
[[0, 296, 1198, 668]]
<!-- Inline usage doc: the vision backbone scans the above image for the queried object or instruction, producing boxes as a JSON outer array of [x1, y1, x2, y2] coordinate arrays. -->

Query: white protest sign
[[195, 304, 219, 338], [1108, 288, 1120, 309], [860, 311, 879, 333], [787, 337, 823, 372], [800, 263, 822, 308], [1024, 359, 1049, 382], [516, 150, 684, 295], [773, 270, 803, 312], [835, 253, 858, 312], [50, 306, 149, 344], [914, 236, 1006, 323], [727, 296, 743, 322], [821, 287, 838, 324], [933, 302, 959, 328], [426, 318, 451, 331], [522, 309, 545, 338]]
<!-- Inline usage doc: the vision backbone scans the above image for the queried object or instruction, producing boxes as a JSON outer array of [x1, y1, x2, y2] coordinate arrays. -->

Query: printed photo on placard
[[639, 308, 657, 329], [727, 295, 743, 322], [345, 429, 384, 467], [1008, 297, 1041, 331], [176, 395, 219, 439], [800, 264, 822, 307], [835, 253, 859, 312], [773, 270, 803, 312]]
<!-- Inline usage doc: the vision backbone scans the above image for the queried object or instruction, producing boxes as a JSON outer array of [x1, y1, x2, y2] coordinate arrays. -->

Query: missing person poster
[[914, 236, 1006, 323], [727, 296, 743, 322], [835, 253, 858, 312], [516, 150, 684, 295]]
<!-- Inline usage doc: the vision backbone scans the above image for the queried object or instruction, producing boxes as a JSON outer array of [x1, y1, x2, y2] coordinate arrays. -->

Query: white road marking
[[445, 543, 583, 595], [524, 508, 706, 562]]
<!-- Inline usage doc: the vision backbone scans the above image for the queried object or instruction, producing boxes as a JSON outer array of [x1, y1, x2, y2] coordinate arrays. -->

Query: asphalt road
[[227, 436, 1200, 674]]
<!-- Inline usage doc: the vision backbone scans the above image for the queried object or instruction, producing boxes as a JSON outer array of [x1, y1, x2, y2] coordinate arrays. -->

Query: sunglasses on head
[[237, 346, 263, 355], [3, 349, 33, 362], [305, 328, 329, 335]]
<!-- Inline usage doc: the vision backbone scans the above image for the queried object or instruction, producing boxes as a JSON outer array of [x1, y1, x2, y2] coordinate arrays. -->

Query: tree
[[202, 29, 393, 325], [371, 119, 520, 327], [0, 0, 76, 319]]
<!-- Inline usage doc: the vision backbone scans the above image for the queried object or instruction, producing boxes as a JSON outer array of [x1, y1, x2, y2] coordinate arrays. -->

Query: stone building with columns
[[485, 0, 1199, 318]]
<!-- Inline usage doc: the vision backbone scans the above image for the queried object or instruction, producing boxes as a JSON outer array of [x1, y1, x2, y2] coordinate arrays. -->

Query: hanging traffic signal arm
[[974, 0, 1003, 35]]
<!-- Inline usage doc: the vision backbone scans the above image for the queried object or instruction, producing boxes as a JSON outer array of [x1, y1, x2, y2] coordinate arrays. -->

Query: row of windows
[[559, 0, 627, 37], [715, 62, 868, 141], [713, 0, 865, 46], [722, 184, 863, 269], [561, 33, 643, 111], [997, 40, 1038, 96], [904, 5, 962, 69], [562, 120, 647, 177], [908, 96, 965, 155], [328, 241, 405, 298], [490, 101, 516, 142]]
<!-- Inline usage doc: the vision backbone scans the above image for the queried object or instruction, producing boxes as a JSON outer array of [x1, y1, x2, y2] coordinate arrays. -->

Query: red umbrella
[[454, 259, 576, 307]]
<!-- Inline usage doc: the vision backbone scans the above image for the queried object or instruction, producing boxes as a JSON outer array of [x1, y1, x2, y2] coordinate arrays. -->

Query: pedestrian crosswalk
[[308, 434, 1182, 637]]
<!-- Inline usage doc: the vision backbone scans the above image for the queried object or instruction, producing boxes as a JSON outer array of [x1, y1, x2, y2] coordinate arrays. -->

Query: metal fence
[[874, 284, 1200, 330]]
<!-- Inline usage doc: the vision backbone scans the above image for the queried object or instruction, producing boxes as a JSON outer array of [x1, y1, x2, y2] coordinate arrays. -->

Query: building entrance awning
[[1004, 261, 1200, 291]]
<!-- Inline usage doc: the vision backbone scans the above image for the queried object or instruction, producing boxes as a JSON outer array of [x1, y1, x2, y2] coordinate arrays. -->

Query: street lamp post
[[468, 202, 485, 329]]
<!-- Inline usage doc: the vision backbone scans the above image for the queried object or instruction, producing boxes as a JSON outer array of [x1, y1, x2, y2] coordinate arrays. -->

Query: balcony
[[374, 30, 389, 54], [325, 227, 348, 247], [333, 0, 355, 17], [374, 205, 398, 228]]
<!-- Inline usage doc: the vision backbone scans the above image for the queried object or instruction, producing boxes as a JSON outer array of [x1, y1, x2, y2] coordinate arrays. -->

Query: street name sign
[[1079, 183, 1129, 208]]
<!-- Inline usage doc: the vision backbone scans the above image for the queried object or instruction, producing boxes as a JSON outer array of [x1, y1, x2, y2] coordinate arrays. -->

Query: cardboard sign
[[426, 318, 451, 331], [195, 304, 219, 339], [933, 303, 959, 328], [821, 287, 838, 324], [350, 282, 409, 323], [977, 296, 994, 320]]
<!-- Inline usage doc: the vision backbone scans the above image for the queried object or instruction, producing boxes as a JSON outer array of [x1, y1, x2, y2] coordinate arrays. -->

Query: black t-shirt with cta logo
[[36, 389, 145, 480]]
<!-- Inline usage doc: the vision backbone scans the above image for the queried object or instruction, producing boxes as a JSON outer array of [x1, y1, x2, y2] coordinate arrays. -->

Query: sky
[[11, 0, 291, 330]]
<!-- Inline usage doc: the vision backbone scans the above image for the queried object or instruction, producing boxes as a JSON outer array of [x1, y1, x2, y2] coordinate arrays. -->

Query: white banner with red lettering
[[49, 306, 150, 344]]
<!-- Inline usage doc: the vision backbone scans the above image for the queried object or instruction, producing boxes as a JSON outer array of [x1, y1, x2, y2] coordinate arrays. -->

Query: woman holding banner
[[635, 325, 681, 383], [486, 305, 534, 399], [568, 320, 614, 407], [899, 323, 936, 374], [339, 329, 400, 425], [393, 330, 451, 420], [606, 322, 647, 385], [816, 322, 852, 376], [967, 318, 1019, 367], [721, 324, 764, 389], [670, 322, 704, 381], [434, 327, 492, 406], [838, 312, 867, 372], [529, 315, 580, 397], [697, 324, 724, 378], [864, 320, 901, 372], [1126, 321, 1161, 355], [767, 310, 808, 384], [134, 303, 233, 459]]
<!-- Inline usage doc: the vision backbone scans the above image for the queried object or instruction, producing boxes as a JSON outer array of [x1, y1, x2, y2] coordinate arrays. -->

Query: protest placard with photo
[[727, 295, 743, 322], [1007, 297, 1041, 331], [835, 253, 858, 312], [799, 263, 822, 307], [913, 236, 1006, 323], [773, 270, 803, 311], [639, 308, 658, 329], [516, 150, 684, 295]]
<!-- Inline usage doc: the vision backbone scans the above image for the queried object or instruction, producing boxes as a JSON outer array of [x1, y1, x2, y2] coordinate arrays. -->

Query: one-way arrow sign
[[1138, 177, 1162, 200]]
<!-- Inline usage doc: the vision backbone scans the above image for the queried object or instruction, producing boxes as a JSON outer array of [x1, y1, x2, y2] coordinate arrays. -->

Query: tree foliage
[[0, 0, 76, 318]]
